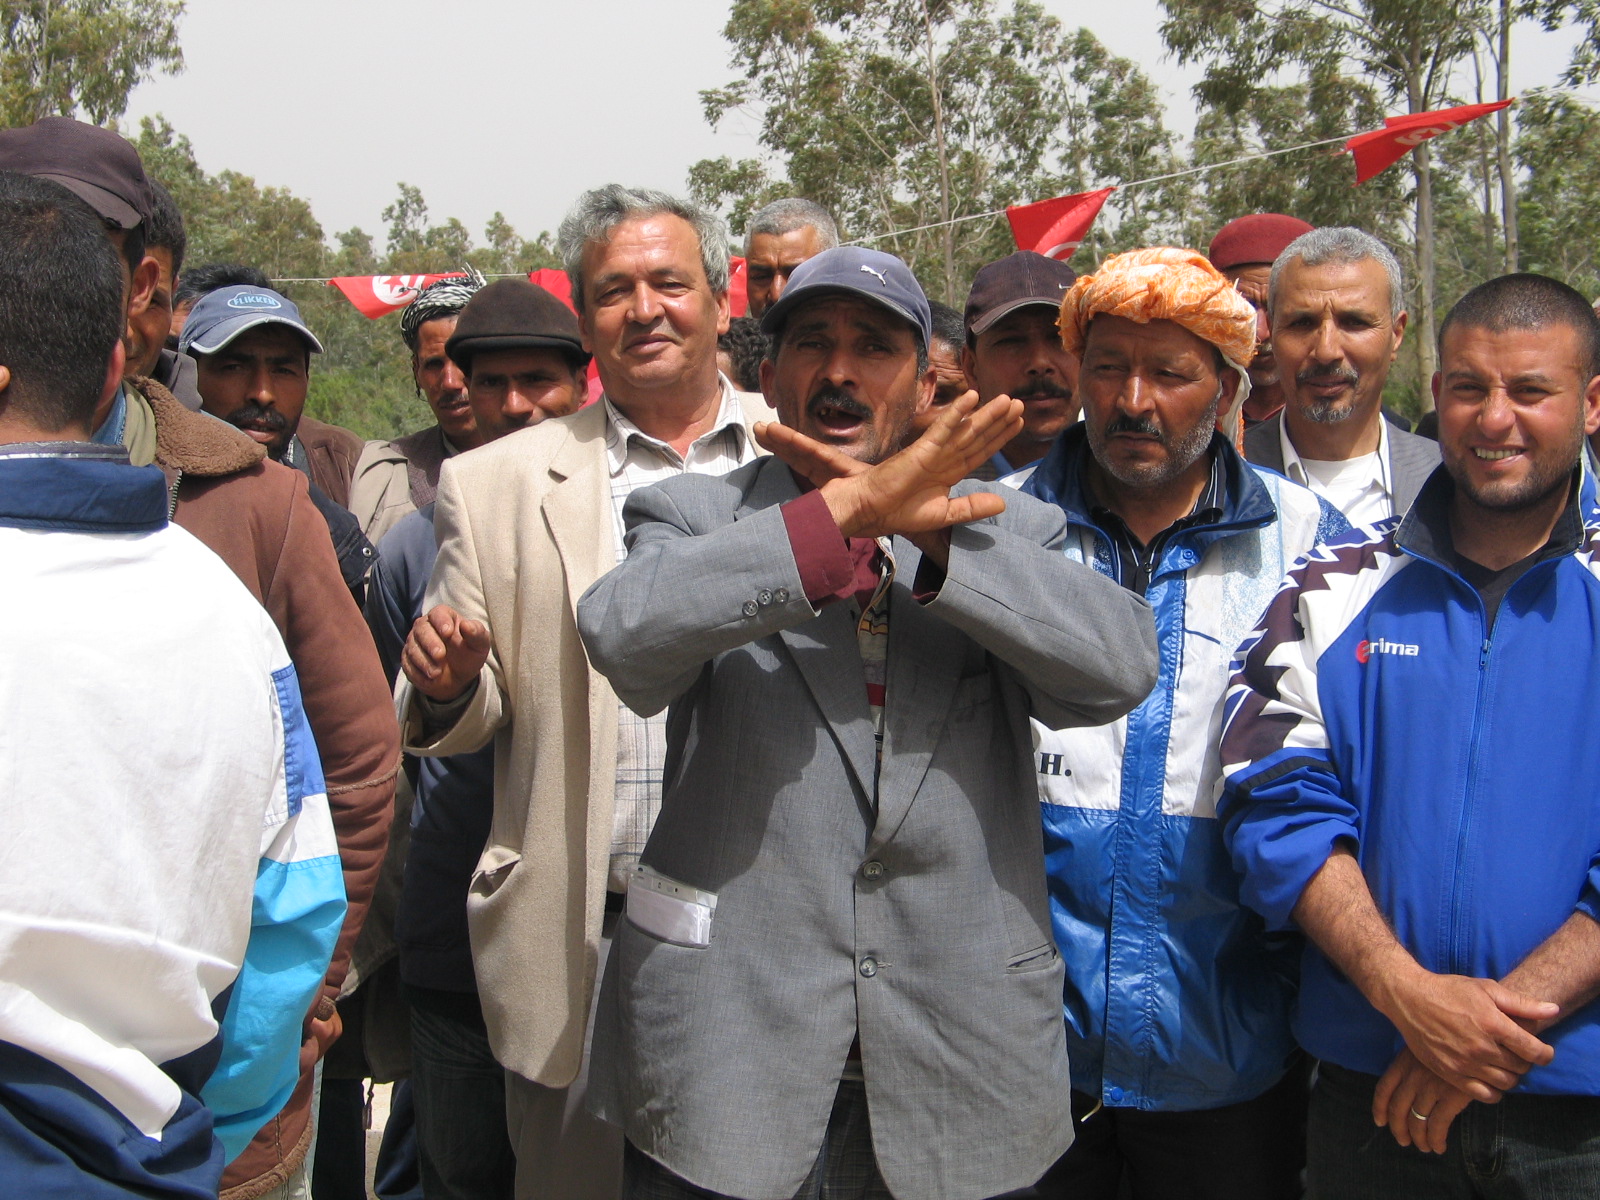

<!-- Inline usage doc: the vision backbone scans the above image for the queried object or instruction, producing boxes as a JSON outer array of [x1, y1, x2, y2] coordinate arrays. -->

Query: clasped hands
[[754, 389, 1024, 566], [1368, 967, 1559, 1154]]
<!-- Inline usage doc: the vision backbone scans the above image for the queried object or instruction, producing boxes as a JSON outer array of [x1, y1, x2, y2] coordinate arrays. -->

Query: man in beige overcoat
[[397, 184, 773, 1200]]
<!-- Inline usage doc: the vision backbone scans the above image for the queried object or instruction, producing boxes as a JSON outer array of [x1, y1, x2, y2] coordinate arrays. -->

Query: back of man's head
[[145, 178, 186, 280], [0, 172, 125, 435], [745, 198, 840, 252], [1440, 273, 1600, 381], [557, 184, 730, 314]]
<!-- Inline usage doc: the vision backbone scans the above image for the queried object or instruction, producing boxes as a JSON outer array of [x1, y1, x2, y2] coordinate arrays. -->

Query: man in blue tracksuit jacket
[[1019, 247, 1347, 1200], [1221, 273, 1600, 1196]]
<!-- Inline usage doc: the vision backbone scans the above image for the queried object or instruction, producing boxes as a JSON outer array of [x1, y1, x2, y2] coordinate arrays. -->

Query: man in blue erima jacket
[[0, 171, 345, 1198], [1221, 273, 1600, 1195], [1019, 248, 1346, 1200]]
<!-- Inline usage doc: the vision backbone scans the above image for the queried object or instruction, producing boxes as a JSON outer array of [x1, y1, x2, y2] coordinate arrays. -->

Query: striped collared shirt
[[603, 377, 760, 891]]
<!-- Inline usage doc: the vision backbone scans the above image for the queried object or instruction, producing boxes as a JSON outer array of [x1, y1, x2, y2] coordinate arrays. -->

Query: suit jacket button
[[859, 956, 878, 978], [757, 588, 774, 606], [741, 600, 759, 617], [861, 860, 884, 881], [773, 587, 790, 603]]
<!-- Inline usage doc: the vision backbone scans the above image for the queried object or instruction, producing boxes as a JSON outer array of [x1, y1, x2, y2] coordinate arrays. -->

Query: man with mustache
[[1243, 227, 1438, 524], [183, 284, 376, 595], [1018, 248, 1346, 1200], [962, 250, 1080, 479], [573, 245, 1158, 1199], [1208, 213, 1314, 429]]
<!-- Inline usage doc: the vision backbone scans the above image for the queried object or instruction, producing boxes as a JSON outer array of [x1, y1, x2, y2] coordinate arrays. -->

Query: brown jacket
[[131, 380, 400, 1196], [295, 414, 364, 508]]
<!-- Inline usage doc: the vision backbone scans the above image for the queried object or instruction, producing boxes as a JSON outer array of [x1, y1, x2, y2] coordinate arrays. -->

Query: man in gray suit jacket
[[1242, 227, 1439, 522], [575, 247, 1160, 1200]]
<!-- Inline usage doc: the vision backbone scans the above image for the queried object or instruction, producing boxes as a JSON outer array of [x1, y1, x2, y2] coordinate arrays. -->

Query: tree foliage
[[690, 0, 1179, 303], [0, 0, 183, 126], [134, 117, 562, 440]]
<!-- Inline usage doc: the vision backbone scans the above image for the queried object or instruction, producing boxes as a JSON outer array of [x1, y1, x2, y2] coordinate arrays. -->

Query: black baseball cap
[[964, 251, 1077, 337], [0, 116, 152, 230]]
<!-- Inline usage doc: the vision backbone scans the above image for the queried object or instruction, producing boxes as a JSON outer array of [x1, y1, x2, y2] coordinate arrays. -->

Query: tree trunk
[[917, 0, 957, 304], [1497, 0, 1519, 273], [1406, 53, 1438, 409], [1413, 138, 1438, 406]]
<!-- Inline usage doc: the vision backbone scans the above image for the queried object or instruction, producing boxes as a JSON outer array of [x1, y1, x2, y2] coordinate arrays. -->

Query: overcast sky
[[120, 1, 1593, 252]]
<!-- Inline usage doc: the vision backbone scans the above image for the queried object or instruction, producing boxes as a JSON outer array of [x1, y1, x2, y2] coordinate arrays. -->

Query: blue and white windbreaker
[[1020, 427, 1347, 1111], [0, 445, 346, 1197], [1220, 467, 1600, 1094]]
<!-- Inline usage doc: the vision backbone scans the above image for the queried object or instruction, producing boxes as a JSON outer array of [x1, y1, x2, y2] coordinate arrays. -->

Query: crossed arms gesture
[[755, 389, 1023, 567], [402, 391, 1025, 700]]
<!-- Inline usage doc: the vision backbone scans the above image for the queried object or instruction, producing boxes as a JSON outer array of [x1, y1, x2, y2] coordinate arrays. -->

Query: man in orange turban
[[1018, 245, 1347, 1200]]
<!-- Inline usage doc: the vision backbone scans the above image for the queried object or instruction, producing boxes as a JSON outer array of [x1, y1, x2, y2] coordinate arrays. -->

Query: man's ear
[[915, 361, 935, 414], [89, 341, 127, 434], [758, 356, 777, 413], [1583, 372, 1600, 438], [127, 253, 160, 319]]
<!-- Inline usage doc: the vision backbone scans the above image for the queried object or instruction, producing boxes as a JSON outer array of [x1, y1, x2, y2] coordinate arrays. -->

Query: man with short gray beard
[[1243, 227, 1438, 524], [1017, 248, 1346, 1200]]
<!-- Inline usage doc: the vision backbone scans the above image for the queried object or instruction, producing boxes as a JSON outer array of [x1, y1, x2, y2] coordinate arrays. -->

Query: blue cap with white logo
[[179, 285, 325, 357], [759, 246, 933, 349]]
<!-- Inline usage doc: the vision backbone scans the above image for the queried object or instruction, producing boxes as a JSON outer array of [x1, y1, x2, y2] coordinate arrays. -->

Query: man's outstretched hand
[[753, 390, 1023, 541], [402, 604, 493, 702]]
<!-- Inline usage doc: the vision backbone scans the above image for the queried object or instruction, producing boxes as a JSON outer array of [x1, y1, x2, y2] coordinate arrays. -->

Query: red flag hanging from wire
[[1006, 187, 1117, 262], [1345, 99, 1514, 185], [326, 273, 467, 318]]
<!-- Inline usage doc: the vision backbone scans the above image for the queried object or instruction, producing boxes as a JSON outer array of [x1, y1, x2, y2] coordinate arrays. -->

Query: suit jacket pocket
[[470, 845, 521, 899], [625, 865, 717, 948], [1006, 943, 1060, 974]]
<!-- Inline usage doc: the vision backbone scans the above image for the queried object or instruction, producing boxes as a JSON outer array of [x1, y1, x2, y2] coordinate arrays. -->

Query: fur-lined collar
[[130, 375, 265, 478]]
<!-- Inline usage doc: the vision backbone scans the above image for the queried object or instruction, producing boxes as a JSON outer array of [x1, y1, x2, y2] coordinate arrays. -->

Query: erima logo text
[[1356, 637, 1419, 663], [227, 292, 282, 310]]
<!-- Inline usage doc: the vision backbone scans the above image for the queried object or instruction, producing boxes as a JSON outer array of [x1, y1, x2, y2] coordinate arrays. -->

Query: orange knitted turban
[[1057, 247, 1257, 370]]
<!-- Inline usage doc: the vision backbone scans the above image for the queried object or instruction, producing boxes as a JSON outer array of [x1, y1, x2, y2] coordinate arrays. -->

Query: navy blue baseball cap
[[759, 246, 933, 348], [180, 285, 324, 356]]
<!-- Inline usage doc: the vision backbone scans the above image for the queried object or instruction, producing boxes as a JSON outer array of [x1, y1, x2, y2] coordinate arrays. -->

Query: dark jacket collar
[[1396, 462, 1595, 571], [0, 441, 167, 532], [1022, 422, 1278, 550]]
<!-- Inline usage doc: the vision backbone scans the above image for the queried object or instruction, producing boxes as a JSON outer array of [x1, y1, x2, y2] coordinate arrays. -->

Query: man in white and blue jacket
[[1221, 272, 1600, 1195], [1018, 247, 1346, 1200], [0, 170, 345, 1198]]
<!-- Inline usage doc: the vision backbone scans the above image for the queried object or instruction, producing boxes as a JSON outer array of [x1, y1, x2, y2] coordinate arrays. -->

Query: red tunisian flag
[[728, 256, 748, 318], [1346, 99, 1514, 184], [527, 268, 574, 310], [1006, 187, 1116, 262], [327, 273, 467, 318]]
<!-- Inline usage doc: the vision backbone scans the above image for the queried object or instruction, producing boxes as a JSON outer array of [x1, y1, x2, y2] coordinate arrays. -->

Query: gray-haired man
[[396, 185, 774, 1200], [350, 271, 487, 542], [1243, 227, 1439, 523], [743, 197, 839, 318]]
